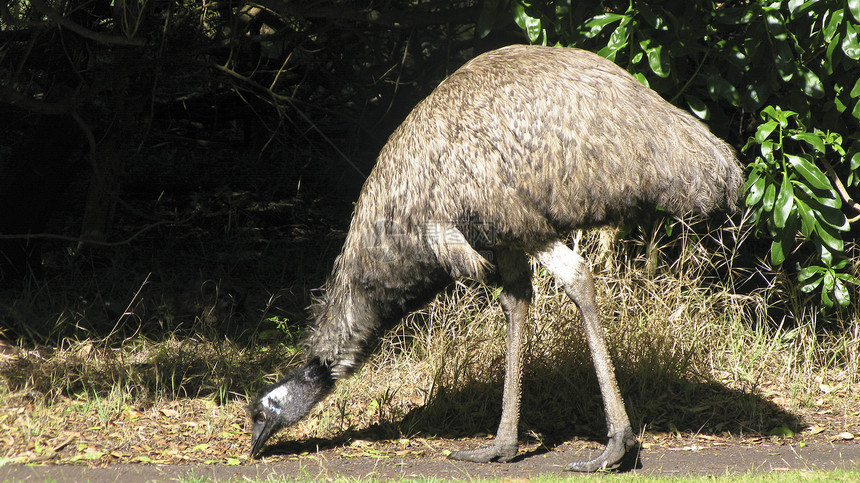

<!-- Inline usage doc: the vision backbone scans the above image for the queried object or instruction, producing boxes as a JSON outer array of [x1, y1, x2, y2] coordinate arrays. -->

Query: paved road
[[2, 442, 859, 481]]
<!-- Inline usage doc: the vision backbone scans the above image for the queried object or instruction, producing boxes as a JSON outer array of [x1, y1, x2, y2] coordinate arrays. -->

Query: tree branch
[[213, 62, 366, 178], [30, 0, 147, 47], [821, 157, 860, 223]]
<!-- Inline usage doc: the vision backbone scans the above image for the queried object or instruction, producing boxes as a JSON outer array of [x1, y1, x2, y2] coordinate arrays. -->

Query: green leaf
[[582, 13, 626, 39], [512, 3, 542, 43], [816, 203, 851, 231], [763, 182, 777, 212], [844, 22, 860, 59], [714, 7, 758, 24], [511, 2, 528, 30], [761, 105, 797, 127], [799, 274, 822, 293], [760, 139, 775, 159], [639, 4, 664, 29], [790, 132, 826, 153], [823, 270, 836, 291], [773, 40, 795, 81], [798, 67, 825, 98], [790, 0, 819, 17], [833, 279, 851, 306], [770, 237, 787, 265], [707, 73, 740, 104], [767, 426, 795, 438], [746, 171, 767, 206], [597, 45, 619, 61], [820, 243, 835, 265], [724, 43, 750, 68], [821, 288, 834, 307], [836, 270, 860, 284], [685, 95, 709, 119], [743, 82, 770, 110], [640, 39, 670, 78], [786, 154, 832, 190], [764, 8, 789, 41], [795, 197, 815, 237], [477, 0, 502, 39], [755, 120, 779, 143], [774, 172, 795, 228], [851, 78, 860, 98], [794, 181, 841, 209], [814, 219, 845, 251], [823, 9, 844, 42], [608, 18, 632, 49], [525, 16, 542, 43], [850, 0, 860, 22], [825, 31, 843, 70], [853, 99, 860, 121], [798, 264, 826, 280]]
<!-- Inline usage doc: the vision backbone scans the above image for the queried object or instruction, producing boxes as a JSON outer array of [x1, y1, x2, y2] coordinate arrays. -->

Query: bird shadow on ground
[[257, 363, 802, 462]]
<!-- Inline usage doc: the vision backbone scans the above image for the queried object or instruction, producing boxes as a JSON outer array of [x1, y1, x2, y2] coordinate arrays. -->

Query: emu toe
[[564, 426, 637, 472], [449, 441, 519, 463]]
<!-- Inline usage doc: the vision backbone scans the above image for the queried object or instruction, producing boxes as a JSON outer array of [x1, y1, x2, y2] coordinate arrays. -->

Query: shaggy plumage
[[249, 45, 743, 471]]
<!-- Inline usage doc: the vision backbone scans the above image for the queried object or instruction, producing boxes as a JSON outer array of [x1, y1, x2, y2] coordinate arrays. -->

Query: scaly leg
[[535, 240, 636, 472], [449, 248, 532, 463]]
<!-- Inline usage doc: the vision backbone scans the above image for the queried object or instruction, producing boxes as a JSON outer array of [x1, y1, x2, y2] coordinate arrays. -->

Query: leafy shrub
[[484, 0, 860, 309]]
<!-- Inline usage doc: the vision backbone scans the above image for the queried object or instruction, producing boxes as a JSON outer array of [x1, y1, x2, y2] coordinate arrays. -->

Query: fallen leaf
[[831, 432, 855, 441], [160, 408, 180, 418]]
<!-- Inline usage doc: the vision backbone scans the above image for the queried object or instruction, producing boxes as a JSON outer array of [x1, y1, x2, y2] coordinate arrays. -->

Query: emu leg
[[536, 240, 636, 472], [449, 248, 532, 463]]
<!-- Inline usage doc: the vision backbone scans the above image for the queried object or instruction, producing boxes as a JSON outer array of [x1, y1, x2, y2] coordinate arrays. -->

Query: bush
[[485, 0, 860, 309]]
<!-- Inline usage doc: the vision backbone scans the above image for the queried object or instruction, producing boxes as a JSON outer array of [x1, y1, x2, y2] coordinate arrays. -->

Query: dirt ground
[[2, 438, 859, 481]]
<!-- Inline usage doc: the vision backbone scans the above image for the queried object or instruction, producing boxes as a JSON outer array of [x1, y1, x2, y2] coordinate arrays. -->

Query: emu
[[249, 45, 743, 471]]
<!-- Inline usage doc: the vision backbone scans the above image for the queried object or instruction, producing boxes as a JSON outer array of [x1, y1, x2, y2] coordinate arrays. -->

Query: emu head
[[248, 358, 334, 458]]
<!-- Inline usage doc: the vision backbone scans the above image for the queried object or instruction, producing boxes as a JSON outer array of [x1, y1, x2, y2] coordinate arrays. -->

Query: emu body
[[250, 45, 743, 471]]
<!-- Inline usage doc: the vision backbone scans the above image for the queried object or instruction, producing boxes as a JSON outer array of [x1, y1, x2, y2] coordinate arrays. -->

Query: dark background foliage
[[0, 0, 857, 342]]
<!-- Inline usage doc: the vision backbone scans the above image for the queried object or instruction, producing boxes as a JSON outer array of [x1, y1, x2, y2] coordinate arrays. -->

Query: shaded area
[[258, 368, 805, 461]]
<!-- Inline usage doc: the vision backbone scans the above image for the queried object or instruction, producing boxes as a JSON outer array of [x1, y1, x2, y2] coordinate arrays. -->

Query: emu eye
[[255, 413, 266, 422]]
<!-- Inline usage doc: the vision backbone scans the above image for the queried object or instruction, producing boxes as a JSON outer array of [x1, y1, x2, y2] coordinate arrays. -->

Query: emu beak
[[250, 416, 277, 458]]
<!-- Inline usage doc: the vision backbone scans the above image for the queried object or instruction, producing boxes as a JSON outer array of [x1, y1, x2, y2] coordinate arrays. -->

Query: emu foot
[[449, 441, 518, 463], [565, 426, 637, 472]]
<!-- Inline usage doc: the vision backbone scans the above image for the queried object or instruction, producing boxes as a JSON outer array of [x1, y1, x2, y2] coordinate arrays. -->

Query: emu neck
[[306, 225, 450, 379]]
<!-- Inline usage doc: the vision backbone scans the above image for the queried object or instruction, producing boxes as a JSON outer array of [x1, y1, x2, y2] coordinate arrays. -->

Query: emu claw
[[564, 426, 637, 472], [449, 442, 518, 463]]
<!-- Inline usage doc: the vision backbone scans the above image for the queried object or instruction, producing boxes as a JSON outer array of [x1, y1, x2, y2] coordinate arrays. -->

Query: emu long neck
[[305, 275, 378, 379], [304, 216, 450, 379]]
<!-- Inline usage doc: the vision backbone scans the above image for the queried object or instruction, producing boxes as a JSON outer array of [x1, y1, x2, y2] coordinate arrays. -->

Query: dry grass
[[280, 222, 860, 446], [1, 220, 858, 465]]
